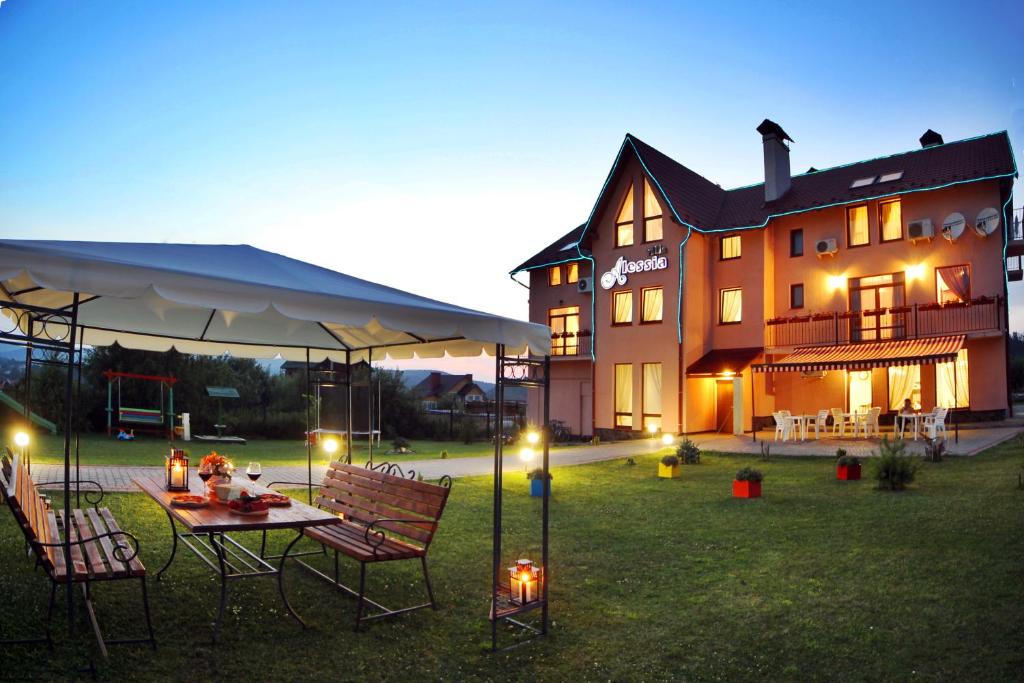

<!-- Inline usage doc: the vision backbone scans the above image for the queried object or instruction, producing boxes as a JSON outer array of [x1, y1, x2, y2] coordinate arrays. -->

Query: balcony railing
[[1008, 207, 1023, 280], [765, 296, 1004, 349], [550, 329, 591, 357]]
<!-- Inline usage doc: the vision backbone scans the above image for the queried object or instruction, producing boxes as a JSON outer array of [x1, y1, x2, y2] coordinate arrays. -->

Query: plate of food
[[170, 494, 209, 509], [228, 493, 270, 516], [258, 493, 292, 507]]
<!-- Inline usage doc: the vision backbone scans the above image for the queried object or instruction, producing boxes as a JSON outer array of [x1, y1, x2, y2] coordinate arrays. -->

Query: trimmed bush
[[676, 439, 701, 464], [837, 454, 860, 467], [661, 454, 680, 467], [870, 437, 919, 491], [527, 468, 552, 480]]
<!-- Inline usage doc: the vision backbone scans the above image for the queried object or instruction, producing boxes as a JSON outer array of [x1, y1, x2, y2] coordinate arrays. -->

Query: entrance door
[[715, 380, 733, 433]]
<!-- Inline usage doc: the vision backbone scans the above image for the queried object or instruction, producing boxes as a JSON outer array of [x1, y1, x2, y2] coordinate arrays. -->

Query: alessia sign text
[[599, 255, 669, 289]]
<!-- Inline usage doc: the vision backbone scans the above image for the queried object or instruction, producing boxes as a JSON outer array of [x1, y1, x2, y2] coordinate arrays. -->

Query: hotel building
[[511, 122, 1018, 437]]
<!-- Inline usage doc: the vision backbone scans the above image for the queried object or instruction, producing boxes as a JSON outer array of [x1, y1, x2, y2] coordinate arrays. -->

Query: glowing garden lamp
[[525, 430, 540, 446], [647, 424, 657, 436], [14, 431, 30, 449], [165, 448, 189, 492], [661, 433, 675, 447], [323, 438, 340, 456], [508, 558, 542, 606]]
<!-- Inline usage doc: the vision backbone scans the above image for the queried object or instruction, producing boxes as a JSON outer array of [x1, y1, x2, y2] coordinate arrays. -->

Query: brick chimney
[[756, 119, 794, 202]]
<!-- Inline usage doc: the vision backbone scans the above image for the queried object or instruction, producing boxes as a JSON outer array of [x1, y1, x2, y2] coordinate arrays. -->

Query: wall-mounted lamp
[[906, 263, 926, 281], [827, 274, 847, 291]]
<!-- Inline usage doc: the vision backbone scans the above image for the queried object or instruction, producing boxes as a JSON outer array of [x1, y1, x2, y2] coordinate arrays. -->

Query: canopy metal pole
[[74, 328, 85, 507], [367, 348, 374, 466], [23, 316, 33, 473], [62, 294, 80, 634], [541, 354, 550, 635], [953, 358, 959, 444], [305, 348, 312, 505], [345, 350, 353, 465], [751, 373, 757, 442], [490, 344, 504, 651]]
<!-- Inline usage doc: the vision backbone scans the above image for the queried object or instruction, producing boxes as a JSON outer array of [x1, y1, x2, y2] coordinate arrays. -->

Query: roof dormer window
[[615, 185, 634, 247], [643, 178, 663, 242]]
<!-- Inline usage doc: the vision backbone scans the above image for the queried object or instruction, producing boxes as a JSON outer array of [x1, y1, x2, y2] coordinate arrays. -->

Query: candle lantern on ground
[[508, 558, 543, 606], [166, 448, 189, 491]]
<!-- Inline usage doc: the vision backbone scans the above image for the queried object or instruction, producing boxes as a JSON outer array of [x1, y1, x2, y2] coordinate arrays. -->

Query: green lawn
[[2, 443, 1022, 680], [28, 433, 576, 467]]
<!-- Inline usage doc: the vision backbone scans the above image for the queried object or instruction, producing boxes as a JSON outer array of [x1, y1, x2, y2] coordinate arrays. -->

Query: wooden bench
[[276, 461, 452, 631], [0, 454, 155, 655]]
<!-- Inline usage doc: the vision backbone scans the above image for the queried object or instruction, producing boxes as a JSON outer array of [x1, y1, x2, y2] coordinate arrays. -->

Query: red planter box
[[836, 463, 861, 481], [732, 480, 761, 498]]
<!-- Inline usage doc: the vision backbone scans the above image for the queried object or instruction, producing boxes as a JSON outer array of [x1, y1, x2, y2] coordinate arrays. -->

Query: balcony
[[765, 296, 1004, 350], [550, 329, 591, 358]]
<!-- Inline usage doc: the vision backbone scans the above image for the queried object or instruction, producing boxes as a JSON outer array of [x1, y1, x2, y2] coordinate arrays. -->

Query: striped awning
[[752, 335, 964, 373]]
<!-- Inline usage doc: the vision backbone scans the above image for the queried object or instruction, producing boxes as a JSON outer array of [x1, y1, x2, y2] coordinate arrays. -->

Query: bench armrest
[[364, 518, 437, 552], [37, 530, 141, 563], [34, 479, 106, 507]]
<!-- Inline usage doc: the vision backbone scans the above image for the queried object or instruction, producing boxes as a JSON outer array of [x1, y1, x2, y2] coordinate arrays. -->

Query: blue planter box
[[529, 479, 550, 497]]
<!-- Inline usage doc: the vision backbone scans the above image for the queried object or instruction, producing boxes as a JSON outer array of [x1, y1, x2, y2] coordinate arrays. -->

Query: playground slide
[[0, 389, 58, 435]]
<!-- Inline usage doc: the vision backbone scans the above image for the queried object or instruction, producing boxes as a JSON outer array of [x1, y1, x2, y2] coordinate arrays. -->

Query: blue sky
[[2, 1, 1023, 379]]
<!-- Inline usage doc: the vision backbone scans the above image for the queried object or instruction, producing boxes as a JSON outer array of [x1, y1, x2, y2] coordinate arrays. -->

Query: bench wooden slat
[[86, 508, 126, 578], [319, 474, 444, 518], [73, 508, 107, 577], [45, 509, 67, 579], [328, 462, 448, 502], [98, 507, 145, 576], [315, 485, 437, 537], [312, 495, 436, 544], [304, 522, 423, 562], [58, 511, 90, 579]]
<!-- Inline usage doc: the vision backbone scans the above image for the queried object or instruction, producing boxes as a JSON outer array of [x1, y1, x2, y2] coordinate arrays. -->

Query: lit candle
[[172, 463, 186, 488]]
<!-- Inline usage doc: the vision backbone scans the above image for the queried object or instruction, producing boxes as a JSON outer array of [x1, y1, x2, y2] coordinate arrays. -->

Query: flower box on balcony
[[972, 295, 994, 305], [790, 315, 811, 324], [838, 311, 860, 320], [811, 312, 834, 322], [766, 317, 787, 326], [943, 301, 968, 309], [919, 303, 942, 312], [888, 306, 912, 315], [862, 308, 886, 317]]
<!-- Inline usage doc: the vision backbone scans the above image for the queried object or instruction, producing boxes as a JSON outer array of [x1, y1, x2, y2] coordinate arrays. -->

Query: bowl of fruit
[[227, 492, 271, 516]]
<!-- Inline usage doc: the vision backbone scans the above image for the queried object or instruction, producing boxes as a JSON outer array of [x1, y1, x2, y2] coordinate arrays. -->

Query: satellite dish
[[974, 207, 1000, 237], [941, 212, 966, 242]]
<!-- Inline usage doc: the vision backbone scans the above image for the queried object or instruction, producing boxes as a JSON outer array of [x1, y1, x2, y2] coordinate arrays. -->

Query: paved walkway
[[31, 424, 1020, 492]]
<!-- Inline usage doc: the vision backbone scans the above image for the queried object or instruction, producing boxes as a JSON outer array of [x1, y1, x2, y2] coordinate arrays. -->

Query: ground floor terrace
[[5, 439, 1022, 680], [533, 333, 1009, 439]]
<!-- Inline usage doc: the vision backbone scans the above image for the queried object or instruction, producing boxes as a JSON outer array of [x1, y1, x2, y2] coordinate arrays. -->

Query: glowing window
[[614, 364, 633, 428], [548, 266, 561, 286], [612, 290, 633, 325], [936, 265, 970, 304], [888, 364, 921, 411], [642, 363, 662, 431], [719, 288, 742, 324], [936, 349, 968, 408], [643, 178, 663, 242], [880, 199, 902, 242], [720, 235, 741, 260], [615, 185, 634, 247], [566, 262, 579, 284], [548, 306, 580, 356], [847, 205, 869, 246], [641, 287, 663, 323]]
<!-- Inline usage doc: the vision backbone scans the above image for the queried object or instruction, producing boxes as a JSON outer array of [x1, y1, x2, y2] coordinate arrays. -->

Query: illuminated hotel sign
[[599, 255, 669, 289]]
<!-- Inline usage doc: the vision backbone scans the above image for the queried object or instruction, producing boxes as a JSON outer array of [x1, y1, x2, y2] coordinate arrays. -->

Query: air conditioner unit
[[907, 219, 934, 244], [815, 238, 838, 257], [577, 277, 594, 293]]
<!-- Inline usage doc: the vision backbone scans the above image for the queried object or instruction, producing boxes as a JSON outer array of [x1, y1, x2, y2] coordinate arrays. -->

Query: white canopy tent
[[0, 239, 553, 646], [0, 240, 550, 360]]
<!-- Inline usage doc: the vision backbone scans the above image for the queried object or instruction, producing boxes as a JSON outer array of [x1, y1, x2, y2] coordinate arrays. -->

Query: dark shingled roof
[[512, 130, 1015, 273], [511, 224, 588, 274]]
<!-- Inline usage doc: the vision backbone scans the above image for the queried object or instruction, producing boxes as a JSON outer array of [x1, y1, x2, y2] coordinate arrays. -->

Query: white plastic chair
[[924, 407, 948, 439], [772, 412, 793, 441], [831, 408, 853, 437], [863, 407, 881, 438], [811, 409, 830, 439]]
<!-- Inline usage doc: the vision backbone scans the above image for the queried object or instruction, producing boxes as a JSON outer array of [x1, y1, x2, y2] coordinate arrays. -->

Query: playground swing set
[[103, 370, 176, 440]]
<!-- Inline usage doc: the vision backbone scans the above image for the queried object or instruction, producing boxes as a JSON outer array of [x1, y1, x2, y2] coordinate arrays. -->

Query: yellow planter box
[[658, 463, 680, 479]]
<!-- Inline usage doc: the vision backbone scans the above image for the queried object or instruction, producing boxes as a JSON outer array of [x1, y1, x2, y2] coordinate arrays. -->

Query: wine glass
[[246, 462, 262, 496], [198, 464, 213, 499]]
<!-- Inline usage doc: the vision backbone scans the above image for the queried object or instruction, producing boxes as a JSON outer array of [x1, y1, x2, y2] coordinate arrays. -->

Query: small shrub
[[676, 439, 701, 464], [527, 468, 552, 480], [439, 449, 449, 459], [735, 467, 764, 482], [660, 455, 680, 467], [835, 448, 848, 460], [391, 436, 410, 451], [870, 437, 919, 491], [923, 437, 945, 463], [837, 454, 860, 467], [624, 457, 636, 466]]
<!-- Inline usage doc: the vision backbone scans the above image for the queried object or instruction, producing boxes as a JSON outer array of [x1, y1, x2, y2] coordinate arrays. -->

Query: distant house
[[411, 372, 487, 411]]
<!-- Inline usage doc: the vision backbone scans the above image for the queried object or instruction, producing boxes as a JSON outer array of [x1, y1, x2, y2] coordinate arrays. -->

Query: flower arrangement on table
[[200, 452, 235, 486]]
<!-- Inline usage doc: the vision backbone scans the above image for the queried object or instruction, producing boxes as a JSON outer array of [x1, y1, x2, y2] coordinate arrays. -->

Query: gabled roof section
[[627, 135, 726, 228], [510, 224, 589, 274]]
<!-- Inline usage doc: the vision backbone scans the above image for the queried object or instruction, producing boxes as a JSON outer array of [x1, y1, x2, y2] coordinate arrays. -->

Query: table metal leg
[[209, 532, 229, 644], [156, 511, 179, 581], [277, 531, 307, 628]]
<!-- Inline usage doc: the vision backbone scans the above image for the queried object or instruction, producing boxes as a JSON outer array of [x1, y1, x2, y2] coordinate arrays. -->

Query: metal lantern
[[508, 558, 542, 606], [166, 448, 189, 491]]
